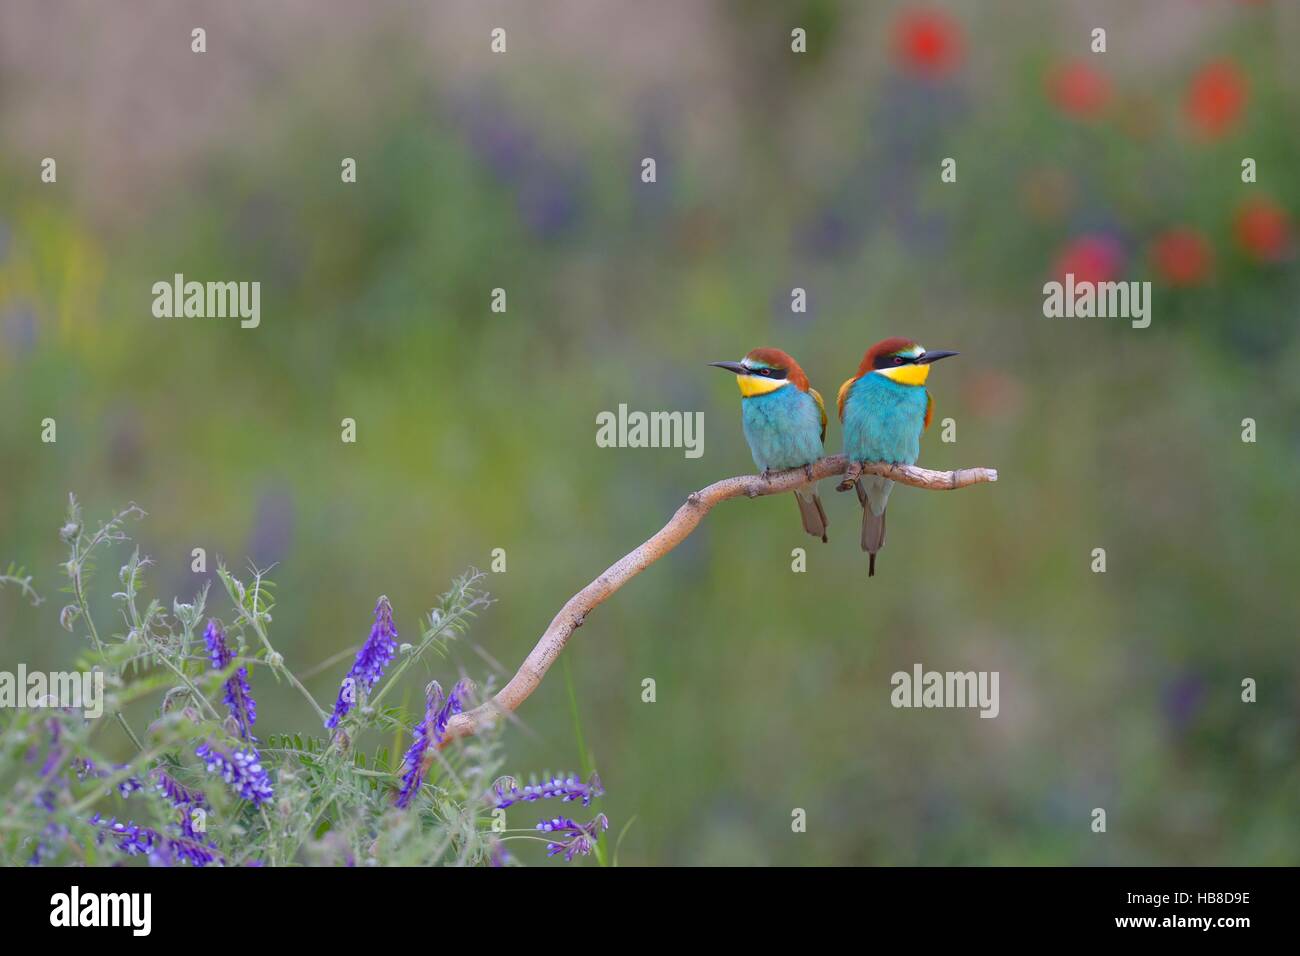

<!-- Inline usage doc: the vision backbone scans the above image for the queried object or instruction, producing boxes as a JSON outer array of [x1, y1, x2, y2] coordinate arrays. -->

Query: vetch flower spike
[[151, 769, 209, 838], [538, 814, 609, 862], [490, 771, 604, 809], [326, 596, 400, 730], [394, 678, 470, 809], [152, 769, 206, 810], [204, 619, 258, 740], [195, 742, 273, 806], [88, 813, 223, 867]]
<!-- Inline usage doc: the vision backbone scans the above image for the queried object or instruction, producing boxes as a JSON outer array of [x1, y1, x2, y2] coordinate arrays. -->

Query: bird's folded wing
[[836, 377, 856, 423], [809, 387, 828, 443]]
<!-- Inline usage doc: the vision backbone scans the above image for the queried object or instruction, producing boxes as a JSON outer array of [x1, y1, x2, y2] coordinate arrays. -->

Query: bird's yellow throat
[[737, 375, 790, 397], [878, 364, 931, 386]]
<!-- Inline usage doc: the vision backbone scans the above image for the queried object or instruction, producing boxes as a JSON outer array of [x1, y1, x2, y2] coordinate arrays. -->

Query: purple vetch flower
[[490, 771, 603, 810], [151, 769, 208, 838], [90, 815, 157, 857], [204, 619, 258, 740], [394, 679, 470, 809], [27, 721, 68, 864], [69, 756, 144, 797], [88, 814, 223, 867], [195, 742, 273, 806], [38, 719, 63, 778], [152, 769, 206, 810], [38, 751, 63, 777], [27, 820, 67, 865], [538, 814, 609, 862], [325, 596, 400, 730]]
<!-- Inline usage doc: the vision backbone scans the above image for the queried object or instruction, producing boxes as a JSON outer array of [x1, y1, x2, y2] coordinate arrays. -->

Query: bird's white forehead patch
[[903, 344, 925, 358]]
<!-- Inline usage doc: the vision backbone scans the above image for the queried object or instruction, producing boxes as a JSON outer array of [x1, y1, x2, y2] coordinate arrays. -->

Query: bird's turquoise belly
[[842, 375, 928, 465], [741, 388, 824, 471]]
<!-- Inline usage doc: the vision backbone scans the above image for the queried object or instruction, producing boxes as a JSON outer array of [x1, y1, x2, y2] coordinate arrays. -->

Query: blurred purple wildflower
[[2, 305, 37, 357], [26, 721, 69, 863], [1163, 670, 1207, 734], [449, 85, 584, 239], [38, 719, 63, 778], [490, 771, 603, 810], [452, 86, 534, 180], [246, 486, 295, 567], [204, 619, 258, 740], [516, 161, 583, 239], [394, 679, 469, 809], [538, 814, 609, 862], [195, 742, 273, 806], [27, 821, 66, 865], [69, 756, 144, 797], [89, 813, 223, 867], [326, 596, 399, 730]]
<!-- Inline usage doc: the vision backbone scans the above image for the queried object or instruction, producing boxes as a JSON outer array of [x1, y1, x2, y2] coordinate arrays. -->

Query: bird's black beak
[[709, 361, 748, 375], [916, 350, 959, 365]]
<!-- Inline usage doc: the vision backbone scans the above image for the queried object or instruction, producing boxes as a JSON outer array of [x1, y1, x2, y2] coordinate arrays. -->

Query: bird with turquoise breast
[[837, 337, 958, 576], [710, 348, 829, 542]]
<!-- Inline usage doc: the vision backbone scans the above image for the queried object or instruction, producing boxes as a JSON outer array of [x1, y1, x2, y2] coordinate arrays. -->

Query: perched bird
[[710, 348, 829, 542], [837, 338, 958, 576]]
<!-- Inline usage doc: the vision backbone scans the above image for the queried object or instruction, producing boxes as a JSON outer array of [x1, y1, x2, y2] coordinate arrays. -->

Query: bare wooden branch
[[439, 454, 997, 746]]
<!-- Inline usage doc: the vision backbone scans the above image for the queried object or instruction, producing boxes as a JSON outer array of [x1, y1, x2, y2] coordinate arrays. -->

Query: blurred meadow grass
[[1, 0, 1298, 864]]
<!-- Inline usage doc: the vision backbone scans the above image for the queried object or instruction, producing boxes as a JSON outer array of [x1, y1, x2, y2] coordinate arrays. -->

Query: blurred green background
[[2, 0, 1298, 865]]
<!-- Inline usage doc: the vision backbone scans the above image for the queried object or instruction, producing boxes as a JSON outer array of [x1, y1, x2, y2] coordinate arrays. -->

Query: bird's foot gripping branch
[[440, 453, 998, 747]]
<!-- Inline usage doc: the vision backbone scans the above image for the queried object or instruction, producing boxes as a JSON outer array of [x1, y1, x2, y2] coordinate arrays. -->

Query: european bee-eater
[[837, 338, 958, 576], [711, 348, 829, 542]]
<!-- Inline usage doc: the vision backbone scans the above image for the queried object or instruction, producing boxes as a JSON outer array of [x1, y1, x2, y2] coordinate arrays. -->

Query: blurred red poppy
[[1150, 228, 1213, 286], [1234, 198, 1291, 262], [893, 9, 963, 77], [1053, 235, 1124, 284], [1047, 61, 1111, 119], [1186, 61, 1247, 138]]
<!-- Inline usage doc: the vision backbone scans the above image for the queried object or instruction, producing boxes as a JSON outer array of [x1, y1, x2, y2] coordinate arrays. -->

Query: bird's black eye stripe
[[749, 367, 788, 379], [874, 353, 916, 369]]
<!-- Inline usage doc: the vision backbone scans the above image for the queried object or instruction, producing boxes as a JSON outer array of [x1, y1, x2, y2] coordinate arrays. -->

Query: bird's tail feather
[[794, 487, 828, 543], [861, 509, 886, 576], [856, 479, 886, 577]]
